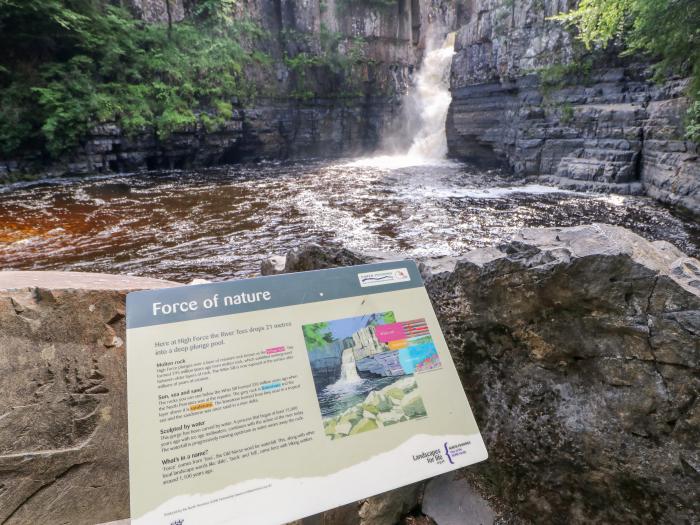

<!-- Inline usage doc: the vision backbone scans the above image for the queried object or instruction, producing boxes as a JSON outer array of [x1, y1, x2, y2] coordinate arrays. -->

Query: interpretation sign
[[126, 261, 487, 525]]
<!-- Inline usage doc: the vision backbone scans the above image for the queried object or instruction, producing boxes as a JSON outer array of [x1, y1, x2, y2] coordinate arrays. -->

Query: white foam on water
[[417, 184, 580, 200]]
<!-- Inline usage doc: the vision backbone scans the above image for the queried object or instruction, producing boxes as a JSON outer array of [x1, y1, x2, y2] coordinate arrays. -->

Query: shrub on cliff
[[0, 0, 268, 158], [554, 0, 700, 142]]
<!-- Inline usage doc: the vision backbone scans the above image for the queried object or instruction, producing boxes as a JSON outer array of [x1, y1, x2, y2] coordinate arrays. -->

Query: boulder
[[0, 271, 177, 525], [261, 244, 370, 276], [422, 472, 496, 525], [273, 223, 700, 524], [400, 391, 427, 419]]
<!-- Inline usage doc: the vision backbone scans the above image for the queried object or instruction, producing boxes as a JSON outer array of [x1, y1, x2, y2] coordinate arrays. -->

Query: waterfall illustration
[[337, 347, 362, 384]]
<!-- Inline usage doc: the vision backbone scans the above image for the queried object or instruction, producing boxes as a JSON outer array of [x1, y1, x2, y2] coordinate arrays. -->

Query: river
[[0, 160, 698, 282], [0, 30, 698, 281]]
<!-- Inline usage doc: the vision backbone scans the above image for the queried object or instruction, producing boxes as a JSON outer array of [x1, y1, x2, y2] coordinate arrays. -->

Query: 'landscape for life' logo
[[444, 440, 471, 464], [170, 519, 184, 525], [357, 268, 411, 288]]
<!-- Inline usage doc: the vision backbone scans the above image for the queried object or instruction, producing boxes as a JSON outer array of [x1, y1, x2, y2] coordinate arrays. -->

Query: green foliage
[[686, 96, 700, 143], [191, 0, 237, 25], [0, 1, 271, 157], [560, 102, 575, 124], [538, 59, 594, 93], [552, 0, 700, 142], [303, 323, 335, 350], [284, 26, 368, 100]]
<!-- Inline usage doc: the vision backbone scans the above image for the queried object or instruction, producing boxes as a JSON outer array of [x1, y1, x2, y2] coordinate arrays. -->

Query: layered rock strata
[[446, 0, 700, 214], [0, 0, 458, 180]]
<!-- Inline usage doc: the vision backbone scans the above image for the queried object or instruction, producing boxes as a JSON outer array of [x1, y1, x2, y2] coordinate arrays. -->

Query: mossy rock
[[401, 391, 427, 418], [365, 391, 393, 412], [362, 403, 379, 415], [377, 408, 406, 426], [385, 387, 405, 400], [338, 407, 363, 426], [349, 417, 378, 435]]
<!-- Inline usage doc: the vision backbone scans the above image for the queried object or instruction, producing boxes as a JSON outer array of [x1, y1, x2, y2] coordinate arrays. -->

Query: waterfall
[[346, 31, 456, 168], [405, 32, 456, 159], [337, 347, 362, 384]]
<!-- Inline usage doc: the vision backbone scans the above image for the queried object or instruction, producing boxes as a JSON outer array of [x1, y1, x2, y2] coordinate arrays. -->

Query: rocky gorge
[[0, 0, 441, 178], [1, 0, 698, 218], [1, 223, 698, 524]]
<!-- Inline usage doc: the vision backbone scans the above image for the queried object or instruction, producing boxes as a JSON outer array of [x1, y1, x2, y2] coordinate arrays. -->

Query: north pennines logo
[[357, 268, 411, 287]]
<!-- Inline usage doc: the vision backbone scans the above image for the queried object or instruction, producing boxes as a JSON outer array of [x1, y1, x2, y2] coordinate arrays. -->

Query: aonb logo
[[358, 268, 411, 288], [170, 520, 184, 525]]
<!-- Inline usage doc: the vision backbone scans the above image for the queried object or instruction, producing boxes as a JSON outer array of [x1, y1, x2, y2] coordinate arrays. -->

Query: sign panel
[[126, 261, 487, 525]]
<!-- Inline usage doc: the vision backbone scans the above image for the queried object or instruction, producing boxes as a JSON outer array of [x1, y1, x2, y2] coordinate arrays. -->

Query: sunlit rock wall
[[124, 0, 185, 22]]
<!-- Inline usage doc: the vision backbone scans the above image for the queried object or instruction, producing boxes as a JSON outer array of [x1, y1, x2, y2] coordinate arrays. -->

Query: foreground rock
[[2, 224, 698, 524], [270, 224, 700, 524], [422, 472, 495, 525], [0, 272, 177, 525]]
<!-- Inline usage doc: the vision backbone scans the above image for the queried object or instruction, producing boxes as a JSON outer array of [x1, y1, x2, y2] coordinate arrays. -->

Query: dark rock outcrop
[[2, 98, 401, 177], [270, 224, 700, 524], [261, 244, 370, 275], [446, 0, 700, 214]]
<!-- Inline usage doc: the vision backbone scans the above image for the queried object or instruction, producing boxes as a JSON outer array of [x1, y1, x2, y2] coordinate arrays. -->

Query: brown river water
[[1, 158, 698, 282]]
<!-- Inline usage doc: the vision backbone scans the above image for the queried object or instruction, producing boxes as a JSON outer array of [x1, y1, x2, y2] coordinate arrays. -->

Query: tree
[[553, 0, 700, 141], [303, 323, 335, 350]]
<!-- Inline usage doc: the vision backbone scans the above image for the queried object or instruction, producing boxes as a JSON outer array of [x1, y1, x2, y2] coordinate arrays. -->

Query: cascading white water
[[405, 32, 456, 159], [337, 347, 362, 384], [346, 31, 456, 168]]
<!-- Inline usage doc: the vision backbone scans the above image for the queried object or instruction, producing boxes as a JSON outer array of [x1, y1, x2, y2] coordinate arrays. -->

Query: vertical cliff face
[[446, 0, 700, 215], [0, 0, 460, 178], [124, 0, 185, 22]]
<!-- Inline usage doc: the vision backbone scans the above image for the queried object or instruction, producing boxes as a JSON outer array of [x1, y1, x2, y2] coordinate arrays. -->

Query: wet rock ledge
[[1, 224, 699, 524]]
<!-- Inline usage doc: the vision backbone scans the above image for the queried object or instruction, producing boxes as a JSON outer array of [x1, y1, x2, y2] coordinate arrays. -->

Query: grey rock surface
[[261, 244, 371, 275], [423, 472, 495, 525], [277, 224, 700, 524], [286, 483, 422, 525], [446, 0, 700, 214], [125, 0, 185, 23], [0, 273, 177, 525]]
